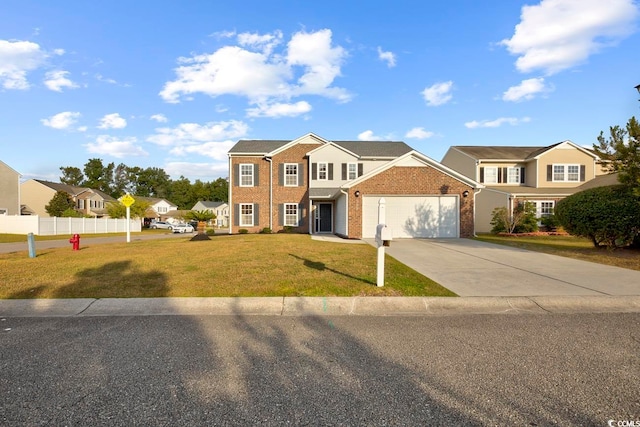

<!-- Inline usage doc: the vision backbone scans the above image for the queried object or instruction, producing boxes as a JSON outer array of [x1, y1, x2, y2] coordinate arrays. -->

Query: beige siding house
[[20, 179, 115, 217], [441, 141, 603, 233], [0, 160, 21, 215], [191, 201, 229, 227]]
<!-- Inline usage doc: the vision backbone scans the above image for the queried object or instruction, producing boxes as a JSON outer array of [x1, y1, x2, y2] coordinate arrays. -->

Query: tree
[[184, 209, 216, 237], [210, 177, 229, 202], [555, 185, 640, 248], [59, 166, 84, 186], [83, 158, 115, 195], [45, 191, 76, 217], [136, 167, 170, 198], [169, 176, 194, 209], [106, 199, 152, 220], [593, 116, 640, 193], [490, 201, 538, 234]]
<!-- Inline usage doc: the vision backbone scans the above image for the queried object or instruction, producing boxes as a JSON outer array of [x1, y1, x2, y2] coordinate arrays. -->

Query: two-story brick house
[[441, 140, 604, 232], [228, 133, 480, 239]]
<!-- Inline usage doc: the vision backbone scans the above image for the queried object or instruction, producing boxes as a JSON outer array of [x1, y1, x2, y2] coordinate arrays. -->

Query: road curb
[[2, 296, 640, 317]]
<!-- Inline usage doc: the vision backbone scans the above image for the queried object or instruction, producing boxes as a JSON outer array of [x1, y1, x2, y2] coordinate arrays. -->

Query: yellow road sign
[[121, 194, 135, 207]]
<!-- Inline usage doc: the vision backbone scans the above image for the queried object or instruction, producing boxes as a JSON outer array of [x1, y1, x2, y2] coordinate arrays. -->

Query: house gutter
[[227, 154, 233, 234], [340, 188, 349, 237], [265, 156, 273, 231]]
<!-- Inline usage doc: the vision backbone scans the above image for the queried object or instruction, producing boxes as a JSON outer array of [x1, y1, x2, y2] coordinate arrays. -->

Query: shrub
[[260, 227, 272, 234], [490, 201, 538, 234], [238, 229, 248, 234], [206, 228, 216, 236], [555, 185, 640, 248]]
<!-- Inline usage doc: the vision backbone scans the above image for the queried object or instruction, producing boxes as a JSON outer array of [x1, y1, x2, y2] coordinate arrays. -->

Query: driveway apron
[[380, 239, 640, 297]]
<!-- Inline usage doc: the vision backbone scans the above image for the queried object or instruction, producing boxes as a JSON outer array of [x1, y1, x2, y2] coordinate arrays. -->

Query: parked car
[[150, 221, 173, 230], [172, 223, 195, 233]]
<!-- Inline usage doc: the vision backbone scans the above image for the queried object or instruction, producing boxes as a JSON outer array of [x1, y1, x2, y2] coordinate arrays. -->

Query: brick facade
[[346, 166, 475, 239]]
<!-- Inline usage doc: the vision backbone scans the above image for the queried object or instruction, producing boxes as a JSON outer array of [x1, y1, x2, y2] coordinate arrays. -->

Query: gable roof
[[194, 200, 226, 209], [451, 140, 598, 161], [228, 134, 413, 159], [0, 160, 21, 176], [343, 150, 482, 189], [134, 196, 177, 207], [33, 179, 89, 196]]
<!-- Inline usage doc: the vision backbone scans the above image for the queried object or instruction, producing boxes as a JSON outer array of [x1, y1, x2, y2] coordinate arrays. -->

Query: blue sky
[[2, 0, 639, 183]]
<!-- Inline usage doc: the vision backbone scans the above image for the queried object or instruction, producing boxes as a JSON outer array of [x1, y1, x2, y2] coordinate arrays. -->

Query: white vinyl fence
[[0, 215, 141, 236]]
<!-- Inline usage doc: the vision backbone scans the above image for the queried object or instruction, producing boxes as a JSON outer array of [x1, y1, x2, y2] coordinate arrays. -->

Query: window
[[78, 200, 84, 209], [507, 167, 520, 184], [240, 203, 253, 226], [318, 162, 328, 180], [284, 164, 298, 186], [284, 203, 298, 226], [552, 164, 580, 182], [240, 164, 254, 187], [348, 163, 357, 180], [484, 167, 497, 184], [539, 201, 554, 216], [158, 206, 167, 213]]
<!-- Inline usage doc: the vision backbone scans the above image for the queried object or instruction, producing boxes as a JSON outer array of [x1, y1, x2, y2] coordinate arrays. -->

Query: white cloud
[[502, 77, 553, 102], [160, 29, 351, 110], [246, 101, 312, 118], [421, 81, 453, 106], [500, 0, 639, 75], [147, 120, 248, 161], [85, 135, 148, 158], [0, 40, 48, 89], [465, 117, 531, 129], [405, 127, 435, 139], [164, 161, 229, 180], [44, 70, 79, 92], [377, 47, 396, 68], [150, 114, 168, 123], [41, 111, 81, 130], [358, 130, 383, 141], [98, 113, 127, 129]]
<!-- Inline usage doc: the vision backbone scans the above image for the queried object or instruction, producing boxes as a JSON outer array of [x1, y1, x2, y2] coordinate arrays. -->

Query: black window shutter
[[328, 163, 333, 180], [298, 203, 304, 226], [580, 165, 586, 181], [254, 204, 259, 226], [279, 164, 284, 186], [298, 163, 304, 186], [547, 165, 552, 181], [520, 167, 525, 184], [358, 163, 363, 177], [254, 164, 259, 186], [341, 163, 347, 180], [234, 204, 239, 226], [278, 204, 284, 226], [233, 164, 239, 187], [312, 163, 317, 180], [479, 167, 484, 183], [497, 168, 502, 183], [502, 167, 508, 183]]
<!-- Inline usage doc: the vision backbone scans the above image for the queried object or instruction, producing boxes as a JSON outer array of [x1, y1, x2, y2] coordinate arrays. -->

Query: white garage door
[[362, 196, 459, 238]]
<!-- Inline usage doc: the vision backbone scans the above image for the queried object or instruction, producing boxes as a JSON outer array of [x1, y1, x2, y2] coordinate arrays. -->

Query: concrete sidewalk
[[1, 295, 640, 317]]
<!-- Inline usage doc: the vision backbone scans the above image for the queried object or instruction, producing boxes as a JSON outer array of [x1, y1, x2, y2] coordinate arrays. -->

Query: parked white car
[[172, 223, 194, 233], [150, 221, 173, 230]]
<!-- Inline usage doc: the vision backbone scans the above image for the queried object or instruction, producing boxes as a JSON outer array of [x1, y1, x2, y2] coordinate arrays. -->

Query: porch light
[[354, 190, 361, 197], [462, 190, 470, 198]]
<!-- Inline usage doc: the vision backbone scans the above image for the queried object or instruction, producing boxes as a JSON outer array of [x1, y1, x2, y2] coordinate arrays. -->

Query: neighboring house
[[191, 201, 229, 227], [20, 179, 115, 217], [0, 160, 20, 215], [134, 196, 178, 221], [441, 140, 605, 232], [228, 133, 480, 239]]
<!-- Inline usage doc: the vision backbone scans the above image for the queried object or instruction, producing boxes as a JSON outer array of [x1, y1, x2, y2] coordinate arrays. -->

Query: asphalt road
[[1, 313, 639, 426]]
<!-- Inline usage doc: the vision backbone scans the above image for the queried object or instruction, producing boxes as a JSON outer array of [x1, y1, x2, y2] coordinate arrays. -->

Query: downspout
[[308, 160, 313, 234], [265, 157, 273, 231], [227, 155, 233, 234], [472, 187, 482, 237], [340, 188, 349, 237]]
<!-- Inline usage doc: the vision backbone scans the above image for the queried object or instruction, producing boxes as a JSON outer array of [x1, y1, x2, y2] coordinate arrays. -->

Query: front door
[[315, 203, 332, 233]]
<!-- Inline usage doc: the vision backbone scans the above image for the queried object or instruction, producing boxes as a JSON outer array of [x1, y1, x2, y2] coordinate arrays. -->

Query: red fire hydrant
[[69, 234, 80, 251]]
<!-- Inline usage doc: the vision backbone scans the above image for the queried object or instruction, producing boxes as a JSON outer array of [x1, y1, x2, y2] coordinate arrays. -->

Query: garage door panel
[[363, 196, 458, 238]]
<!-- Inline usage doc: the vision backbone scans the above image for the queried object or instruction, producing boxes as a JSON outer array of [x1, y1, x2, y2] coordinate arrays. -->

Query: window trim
[[317, 162, 328, 181], [239, 163, 254, 187], [284, 163, 298, 187], [239, 203, 254, 227], [347, 163, 357, 180], [552, 164, 580, 182], [283, 203, 298, 227], [484, 167, 498, 184], [507, 167, 520, 184]]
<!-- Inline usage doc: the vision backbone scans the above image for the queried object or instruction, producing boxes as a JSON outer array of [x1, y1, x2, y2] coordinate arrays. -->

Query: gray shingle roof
[[452, 146, 545, 160], [228, 138, 413, 158]]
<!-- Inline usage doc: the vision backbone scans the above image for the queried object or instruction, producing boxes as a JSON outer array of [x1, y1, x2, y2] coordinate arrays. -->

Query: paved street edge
[[1, 295, 640, 317]]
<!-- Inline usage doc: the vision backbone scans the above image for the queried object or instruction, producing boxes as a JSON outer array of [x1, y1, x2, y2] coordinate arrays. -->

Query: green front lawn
[[0, 234, 455, 299]]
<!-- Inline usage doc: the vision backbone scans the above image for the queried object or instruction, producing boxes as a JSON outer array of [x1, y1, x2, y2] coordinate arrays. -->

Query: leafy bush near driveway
[[490, 201, 538, 234], [555, 185, 640, 248]]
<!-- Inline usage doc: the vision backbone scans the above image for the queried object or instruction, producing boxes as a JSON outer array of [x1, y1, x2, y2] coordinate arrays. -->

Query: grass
[[0, 234, 455, 299], [474, 233, 640, 271]]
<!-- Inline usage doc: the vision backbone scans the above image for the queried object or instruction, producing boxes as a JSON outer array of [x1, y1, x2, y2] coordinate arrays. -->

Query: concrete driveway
[[379, 239, 640, 297]]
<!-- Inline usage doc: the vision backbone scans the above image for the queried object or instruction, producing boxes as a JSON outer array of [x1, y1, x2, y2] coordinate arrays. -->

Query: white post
[[377, 198, 386, 287], [126, 206, 131, 243]]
